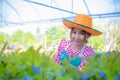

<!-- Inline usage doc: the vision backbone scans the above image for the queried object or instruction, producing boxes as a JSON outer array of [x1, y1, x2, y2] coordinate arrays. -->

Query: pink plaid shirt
[[54, 40, 94, 71]]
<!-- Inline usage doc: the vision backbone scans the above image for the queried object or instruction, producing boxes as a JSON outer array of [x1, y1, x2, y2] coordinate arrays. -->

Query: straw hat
[[63, 14, 102, 36]]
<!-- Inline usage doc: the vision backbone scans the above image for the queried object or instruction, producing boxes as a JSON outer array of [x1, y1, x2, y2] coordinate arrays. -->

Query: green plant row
[[0, 43, 120, 80]]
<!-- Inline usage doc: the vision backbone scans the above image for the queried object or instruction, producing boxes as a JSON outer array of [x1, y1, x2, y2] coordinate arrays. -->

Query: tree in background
[[8, 30, 37, 49], [43, 26, 69, 53], [0, 32, 9, 44]]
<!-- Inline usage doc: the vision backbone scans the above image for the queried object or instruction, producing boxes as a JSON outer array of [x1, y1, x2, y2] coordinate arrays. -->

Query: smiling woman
[[54, 14, 102, 71], [70, 28, 91, 45]]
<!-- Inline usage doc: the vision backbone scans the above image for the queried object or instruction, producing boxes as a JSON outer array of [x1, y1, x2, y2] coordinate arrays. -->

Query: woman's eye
[[80, 31, 85, 35], [72, 31, 76, 34]]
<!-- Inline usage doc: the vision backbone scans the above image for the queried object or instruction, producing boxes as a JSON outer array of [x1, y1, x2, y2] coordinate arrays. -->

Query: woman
[[54, 14, 102, 71]]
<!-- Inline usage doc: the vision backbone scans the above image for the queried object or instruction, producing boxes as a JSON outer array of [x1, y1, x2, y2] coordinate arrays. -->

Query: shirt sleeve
[[77, 46, 95, 71], [54, 40, 68, 64]]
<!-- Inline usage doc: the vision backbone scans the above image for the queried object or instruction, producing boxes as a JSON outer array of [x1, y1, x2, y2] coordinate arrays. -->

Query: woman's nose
[[75, 33, 79, 39]]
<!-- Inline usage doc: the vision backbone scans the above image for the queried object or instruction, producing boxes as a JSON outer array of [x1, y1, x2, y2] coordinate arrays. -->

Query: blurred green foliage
[[0, 32, 9, 44], [0, 30, 37, 48], [90, 35, 105, 51], [9, 30, 37, 48], [0, 42, 120, 80], [45, 26, 68, 46]]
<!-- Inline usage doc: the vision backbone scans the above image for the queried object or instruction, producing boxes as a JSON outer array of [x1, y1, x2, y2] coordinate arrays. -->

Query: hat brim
[[63, 20, 102, 36]]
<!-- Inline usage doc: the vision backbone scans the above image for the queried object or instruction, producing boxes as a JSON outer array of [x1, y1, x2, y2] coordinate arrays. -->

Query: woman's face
[[71, 28, 86, 45]]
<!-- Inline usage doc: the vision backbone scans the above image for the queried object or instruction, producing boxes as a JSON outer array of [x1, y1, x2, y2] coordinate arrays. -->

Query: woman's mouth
[[75, 40, 80, 43]]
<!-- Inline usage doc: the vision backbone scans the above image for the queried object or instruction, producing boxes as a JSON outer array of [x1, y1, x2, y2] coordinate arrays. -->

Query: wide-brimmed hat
[[63, 14, 102, 36]]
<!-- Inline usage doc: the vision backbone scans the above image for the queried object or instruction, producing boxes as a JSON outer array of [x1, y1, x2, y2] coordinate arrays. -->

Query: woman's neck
[[70, 42, 85, 51]]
